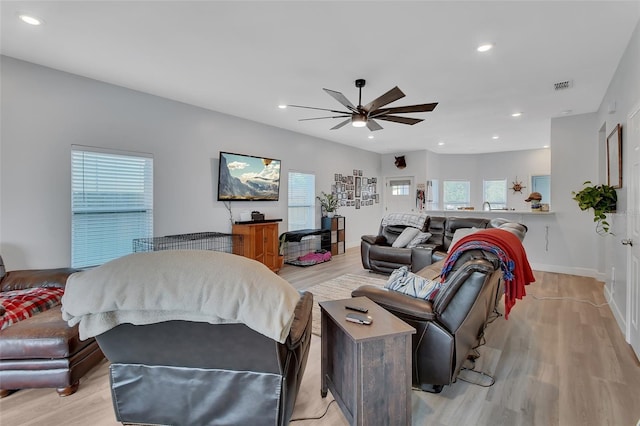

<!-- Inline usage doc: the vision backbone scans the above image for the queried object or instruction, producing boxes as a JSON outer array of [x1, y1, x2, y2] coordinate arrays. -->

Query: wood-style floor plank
[[1, 248, 639, 426]]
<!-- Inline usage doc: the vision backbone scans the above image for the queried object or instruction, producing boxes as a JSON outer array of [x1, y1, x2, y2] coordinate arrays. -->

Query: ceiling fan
[[288, 79, 438, 131]]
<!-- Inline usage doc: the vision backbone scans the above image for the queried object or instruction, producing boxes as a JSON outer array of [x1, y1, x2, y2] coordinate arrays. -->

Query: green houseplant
[[317, 191, 339, 217], [572, 181, 617, 235]]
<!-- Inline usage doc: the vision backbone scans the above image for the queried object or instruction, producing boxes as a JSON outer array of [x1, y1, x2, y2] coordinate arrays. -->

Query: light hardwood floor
[[1, 247, 639, 426]]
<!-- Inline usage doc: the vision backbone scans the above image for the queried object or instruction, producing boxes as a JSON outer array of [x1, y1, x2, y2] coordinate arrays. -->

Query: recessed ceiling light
[[561, 109, 572, 115], [368, 135, 374, 139], [438, 141, 445, 146], [492, 135, 499, 140], [543, 145, 550, 149], [18, 13, 43, 26], [477, 43, 493, 52], [278, 104, 287, 109], [511, 112, 522, 117]]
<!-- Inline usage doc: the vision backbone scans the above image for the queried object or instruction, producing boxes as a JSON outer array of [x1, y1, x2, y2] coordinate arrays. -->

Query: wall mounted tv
[[217, 151, 281, 201]]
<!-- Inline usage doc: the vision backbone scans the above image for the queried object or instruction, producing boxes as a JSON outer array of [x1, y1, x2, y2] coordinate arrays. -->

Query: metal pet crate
[[133, 232, 244, 255]]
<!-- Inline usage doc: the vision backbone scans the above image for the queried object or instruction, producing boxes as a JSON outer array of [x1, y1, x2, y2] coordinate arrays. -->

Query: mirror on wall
[[531, 175, 551, 209]]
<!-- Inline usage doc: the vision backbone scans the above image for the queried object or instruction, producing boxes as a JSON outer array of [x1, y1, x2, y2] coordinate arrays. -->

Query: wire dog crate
[[133, 232, 244, 255]]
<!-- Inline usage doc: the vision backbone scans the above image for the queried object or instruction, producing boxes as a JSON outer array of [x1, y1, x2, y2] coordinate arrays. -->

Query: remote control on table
[[345, 305, 368, 313], [345, 313, 373, 325]]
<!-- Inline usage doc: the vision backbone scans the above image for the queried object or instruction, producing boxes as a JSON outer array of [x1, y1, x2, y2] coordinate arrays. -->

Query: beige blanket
[[61, 250, 300, 343]]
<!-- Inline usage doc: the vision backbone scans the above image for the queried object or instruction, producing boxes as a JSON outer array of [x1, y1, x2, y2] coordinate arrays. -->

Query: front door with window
[[384, 177, 414, 213]]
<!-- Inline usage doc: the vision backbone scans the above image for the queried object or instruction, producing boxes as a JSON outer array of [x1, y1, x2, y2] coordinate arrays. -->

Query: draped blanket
[[61, 251, 300, 343], [381, 212, 428, 229], [441, 228, 535, 319]]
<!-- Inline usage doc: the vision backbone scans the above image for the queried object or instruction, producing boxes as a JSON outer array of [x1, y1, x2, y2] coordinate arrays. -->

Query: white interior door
[[627, 104, 640, 360], [384, 176, 415, 214]]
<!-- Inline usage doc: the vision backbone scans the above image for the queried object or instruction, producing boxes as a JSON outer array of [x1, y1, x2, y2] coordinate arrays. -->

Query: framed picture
[[606, 123, 622, 188]]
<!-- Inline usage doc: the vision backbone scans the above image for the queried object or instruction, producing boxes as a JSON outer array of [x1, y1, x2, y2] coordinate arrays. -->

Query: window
[[483, 179, 507, 209], [443, 180, 470, 210], [390, 179, 411, 196], [71, 146, 153, 268], [288, 172, 315, 231]]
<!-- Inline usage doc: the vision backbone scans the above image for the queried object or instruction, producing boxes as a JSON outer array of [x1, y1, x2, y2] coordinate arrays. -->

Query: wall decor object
[[394, 156, 406, 169], [511, 177, 526, 193], [606, 123, 622, 188]]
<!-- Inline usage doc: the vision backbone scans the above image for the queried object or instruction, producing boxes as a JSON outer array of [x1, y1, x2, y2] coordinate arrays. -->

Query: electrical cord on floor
[[457, 367, 496, 388], [289, 399, 337, 422], [532, 294, 609, 308]]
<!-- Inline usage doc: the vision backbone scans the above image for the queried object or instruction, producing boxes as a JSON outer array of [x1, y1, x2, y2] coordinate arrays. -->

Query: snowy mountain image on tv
[[218, 152, 281, 201]]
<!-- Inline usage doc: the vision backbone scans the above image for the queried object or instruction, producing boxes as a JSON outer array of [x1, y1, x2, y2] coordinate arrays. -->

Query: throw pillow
[[448, 227, 481, 252], [391, 227, 421, 248], [406, 232, 432, 248], [385, 266, 442, 302]]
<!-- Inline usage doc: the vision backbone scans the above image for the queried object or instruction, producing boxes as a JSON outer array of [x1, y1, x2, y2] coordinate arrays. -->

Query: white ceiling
[[2, 1, 639, 154]]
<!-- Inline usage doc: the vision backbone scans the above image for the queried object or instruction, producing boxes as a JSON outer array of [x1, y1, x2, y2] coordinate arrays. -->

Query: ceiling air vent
[[554, 80, 573, 90]]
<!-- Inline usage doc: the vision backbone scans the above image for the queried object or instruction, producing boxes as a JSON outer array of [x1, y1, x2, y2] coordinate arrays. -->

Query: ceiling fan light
[[351, 114, 367, 127]]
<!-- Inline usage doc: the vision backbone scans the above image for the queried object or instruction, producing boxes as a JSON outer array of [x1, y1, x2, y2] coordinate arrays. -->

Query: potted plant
[[572, 181, 617, 235], [317, 191, 339, 217]]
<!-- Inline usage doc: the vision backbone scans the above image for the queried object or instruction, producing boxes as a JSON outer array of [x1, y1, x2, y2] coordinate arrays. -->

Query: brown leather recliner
[[95, 291, 313, 426], [0, 263, 104, 397]]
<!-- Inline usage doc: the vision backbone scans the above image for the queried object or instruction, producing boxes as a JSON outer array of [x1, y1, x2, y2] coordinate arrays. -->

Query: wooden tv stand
[[232, 219, 282, 272]]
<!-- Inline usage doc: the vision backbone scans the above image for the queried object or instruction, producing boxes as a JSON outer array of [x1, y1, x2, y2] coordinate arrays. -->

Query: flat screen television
[[217, 151, 281, 201]]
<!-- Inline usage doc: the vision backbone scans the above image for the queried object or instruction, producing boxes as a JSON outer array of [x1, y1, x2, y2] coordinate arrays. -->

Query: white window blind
[[71, 146, 153, 268], [390, 179, 411, 196], [288, 172, 315, 231], [483, 179, 507, 209], [443, 180, 470, 210]]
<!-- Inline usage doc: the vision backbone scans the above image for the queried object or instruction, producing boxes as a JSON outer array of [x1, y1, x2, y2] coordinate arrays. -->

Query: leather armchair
[[95, 291, 313, 426], [0, 259, 104, 397], [354, 221, 528, 393], [353, 250, 502, 393]]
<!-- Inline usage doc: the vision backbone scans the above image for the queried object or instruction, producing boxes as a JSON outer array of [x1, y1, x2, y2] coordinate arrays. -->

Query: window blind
[[288, 172, 315, 231], [71, 146, 153, 268]]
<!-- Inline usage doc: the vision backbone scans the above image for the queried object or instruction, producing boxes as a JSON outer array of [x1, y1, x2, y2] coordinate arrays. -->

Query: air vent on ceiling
[[554, 80, 573, 90]]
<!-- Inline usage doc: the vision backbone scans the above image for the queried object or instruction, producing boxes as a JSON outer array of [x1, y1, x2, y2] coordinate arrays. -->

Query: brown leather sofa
[[0, 263, 105, 397], [354, 222, 528, 393], [95, 291, 313, 426], [361, 215, 493, 274]]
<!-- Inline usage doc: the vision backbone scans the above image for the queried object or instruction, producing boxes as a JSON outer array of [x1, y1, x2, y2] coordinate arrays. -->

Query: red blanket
[[443, 228, 535, 319], [0, 287, 65, 330]]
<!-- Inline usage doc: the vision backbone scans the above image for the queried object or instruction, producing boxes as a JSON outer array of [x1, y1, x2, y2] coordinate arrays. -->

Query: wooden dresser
[[232, 219, 282, 272]]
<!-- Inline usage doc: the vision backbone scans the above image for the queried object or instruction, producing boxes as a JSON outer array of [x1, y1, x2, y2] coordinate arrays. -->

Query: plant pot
[[327, 212, 335, 218]]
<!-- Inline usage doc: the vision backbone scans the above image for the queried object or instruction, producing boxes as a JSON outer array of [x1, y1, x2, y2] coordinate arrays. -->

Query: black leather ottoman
[[0, 308, 104, 397]]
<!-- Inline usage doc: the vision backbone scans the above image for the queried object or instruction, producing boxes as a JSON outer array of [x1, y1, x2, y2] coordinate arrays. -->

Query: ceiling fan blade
[[299, 115, 350, 121], [376, 115, 424, 125], [366, 119, 383, 131], [323, 89, 358, 112], [330, 119, 351, 130], [381, 103, 438, 114], [288, 104, 351, 115], [363, 86, 405, 112]]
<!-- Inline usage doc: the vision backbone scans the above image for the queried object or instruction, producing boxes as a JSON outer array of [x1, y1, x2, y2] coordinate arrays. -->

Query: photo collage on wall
[[332, 169, 378, 210]]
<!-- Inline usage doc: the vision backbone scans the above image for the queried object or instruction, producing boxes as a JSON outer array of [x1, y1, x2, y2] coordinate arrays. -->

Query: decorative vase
[[327, 212, 335, 218]]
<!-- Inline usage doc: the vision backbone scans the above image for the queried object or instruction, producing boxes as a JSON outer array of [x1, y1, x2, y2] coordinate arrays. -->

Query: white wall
[[595, 18, 640, 331], [0, 57, 382, 269]]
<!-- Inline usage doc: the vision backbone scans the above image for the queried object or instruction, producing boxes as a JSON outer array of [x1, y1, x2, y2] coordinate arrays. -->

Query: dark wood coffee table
[[319, 296, 415, 426]]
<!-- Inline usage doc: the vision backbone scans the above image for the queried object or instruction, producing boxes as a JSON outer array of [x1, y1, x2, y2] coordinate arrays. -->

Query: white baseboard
[[604, 284, 628, 338], [530, 262, 599, 279]]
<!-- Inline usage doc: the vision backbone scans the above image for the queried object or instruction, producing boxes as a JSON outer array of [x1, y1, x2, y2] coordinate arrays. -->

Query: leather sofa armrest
[[0, 268, 78, 292], [287, 291, 313, 349], [361, 234, 385, 245], [351, 285, 436, 321], [411, 245, 436, 271]]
